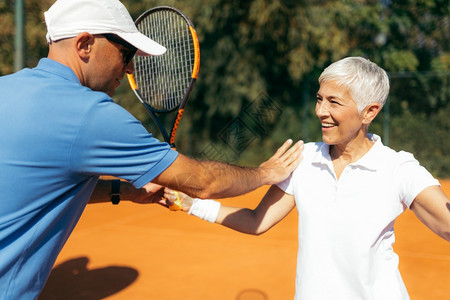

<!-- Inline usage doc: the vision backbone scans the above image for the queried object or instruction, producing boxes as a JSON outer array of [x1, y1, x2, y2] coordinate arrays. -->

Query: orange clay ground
[[40, 180, 450, 300]]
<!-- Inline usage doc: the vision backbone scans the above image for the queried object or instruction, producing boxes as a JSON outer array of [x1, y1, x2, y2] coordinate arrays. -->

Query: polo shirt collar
[[312, 134, 384, 171], [36, 58, 81, 85], [354, 134, 384, 170]]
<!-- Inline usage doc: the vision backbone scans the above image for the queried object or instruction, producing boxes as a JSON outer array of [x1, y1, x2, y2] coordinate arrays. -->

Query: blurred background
[[2, 2, 448, 299], [1, 0, 448, 178]]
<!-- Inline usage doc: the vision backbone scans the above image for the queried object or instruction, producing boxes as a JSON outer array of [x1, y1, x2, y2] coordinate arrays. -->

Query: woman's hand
[[163, 188, 193, 212]]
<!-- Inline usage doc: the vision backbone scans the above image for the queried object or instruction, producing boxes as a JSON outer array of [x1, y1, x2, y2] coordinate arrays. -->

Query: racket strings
[[135, 10, 195, 112]]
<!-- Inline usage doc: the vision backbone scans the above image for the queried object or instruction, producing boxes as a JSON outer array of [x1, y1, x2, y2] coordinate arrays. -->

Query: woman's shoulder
[[375, 141, 417, 163], [302, 141, 328, 157], [303, 141, 325, 151]]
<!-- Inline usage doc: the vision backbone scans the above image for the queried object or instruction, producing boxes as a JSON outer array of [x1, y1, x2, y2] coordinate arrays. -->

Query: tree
[[1, 0, 448, 176]]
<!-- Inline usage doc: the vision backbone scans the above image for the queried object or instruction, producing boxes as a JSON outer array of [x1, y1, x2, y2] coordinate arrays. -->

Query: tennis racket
[[127, 6, 200, 150], [127, 7, 200, 211]]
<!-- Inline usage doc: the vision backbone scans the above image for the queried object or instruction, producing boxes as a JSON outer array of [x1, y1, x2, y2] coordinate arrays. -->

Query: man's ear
[[75, 32, 95, 61], [362, 103, 382, 125]]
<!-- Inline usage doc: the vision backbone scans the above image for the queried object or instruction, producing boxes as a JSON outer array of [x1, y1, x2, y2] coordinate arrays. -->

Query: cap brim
[[117, 32, 166, 56]]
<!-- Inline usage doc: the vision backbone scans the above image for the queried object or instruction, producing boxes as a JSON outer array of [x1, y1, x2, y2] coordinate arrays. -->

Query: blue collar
[[35, 58, 81, 85]]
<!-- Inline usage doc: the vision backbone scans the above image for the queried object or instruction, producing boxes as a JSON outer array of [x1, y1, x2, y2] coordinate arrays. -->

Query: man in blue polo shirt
[[0, 0, 304, 298]]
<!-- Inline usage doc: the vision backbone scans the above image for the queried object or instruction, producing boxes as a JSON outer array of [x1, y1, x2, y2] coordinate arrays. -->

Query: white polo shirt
[[277, 134, 439, 300]]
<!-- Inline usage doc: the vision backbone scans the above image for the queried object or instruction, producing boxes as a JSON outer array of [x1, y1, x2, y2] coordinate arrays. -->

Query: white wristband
[[188, 198, 221, 223]]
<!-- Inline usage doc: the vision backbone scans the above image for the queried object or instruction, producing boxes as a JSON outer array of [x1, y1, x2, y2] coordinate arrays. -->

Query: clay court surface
[[40, 180, 450, 299]]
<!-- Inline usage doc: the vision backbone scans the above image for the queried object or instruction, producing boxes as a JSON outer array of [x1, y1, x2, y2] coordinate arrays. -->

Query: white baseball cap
[[44, 0, 166, 56]]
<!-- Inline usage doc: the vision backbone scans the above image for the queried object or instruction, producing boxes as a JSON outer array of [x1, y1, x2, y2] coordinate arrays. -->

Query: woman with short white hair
[[164, 57, 449, 300]]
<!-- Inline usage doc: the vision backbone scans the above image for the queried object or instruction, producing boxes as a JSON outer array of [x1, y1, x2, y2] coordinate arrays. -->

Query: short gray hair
[[318, 57, 390, 114]]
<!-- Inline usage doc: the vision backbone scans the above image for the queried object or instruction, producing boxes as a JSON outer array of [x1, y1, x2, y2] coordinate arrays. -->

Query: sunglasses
[[103, 34, 137, 65]]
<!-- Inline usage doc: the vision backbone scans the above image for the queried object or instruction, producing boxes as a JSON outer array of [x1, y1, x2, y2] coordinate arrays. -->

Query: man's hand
[[125, 181, 166, 205], [258, 139, 304, 185]]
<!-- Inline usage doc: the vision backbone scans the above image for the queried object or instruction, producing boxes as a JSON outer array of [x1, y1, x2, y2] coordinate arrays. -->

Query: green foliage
[[0, 1, 15, 74], [0, 0, 53, 74], [0, 0, 448, 176], [389, 102, 450, 178]]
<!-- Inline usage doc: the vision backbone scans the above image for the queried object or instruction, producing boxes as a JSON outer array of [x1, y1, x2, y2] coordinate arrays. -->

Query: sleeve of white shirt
[[277, 173, 294, 195], [395, 151, 440, 208]]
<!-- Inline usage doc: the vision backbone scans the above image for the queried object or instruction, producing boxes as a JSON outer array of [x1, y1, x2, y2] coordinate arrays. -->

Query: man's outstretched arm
[[151, 139, 304, 199]]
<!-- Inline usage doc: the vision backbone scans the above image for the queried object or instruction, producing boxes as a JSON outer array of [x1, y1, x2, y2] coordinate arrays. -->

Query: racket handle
[[169, 109, 184, 147], [169, 191, 183, 211]]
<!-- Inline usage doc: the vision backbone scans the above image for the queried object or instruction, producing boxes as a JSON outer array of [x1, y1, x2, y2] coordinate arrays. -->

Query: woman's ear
[[362, 103, 382, 125]]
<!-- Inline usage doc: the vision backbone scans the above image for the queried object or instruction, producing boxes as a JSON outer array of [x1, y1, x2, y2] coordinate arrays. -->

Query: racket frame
[[127, 6, 200, 149]]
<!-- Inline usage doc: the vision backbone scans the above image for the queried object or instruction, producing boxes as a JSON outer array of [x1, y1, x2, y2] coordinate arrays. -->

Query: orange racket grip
[[169, 191, 183, 211], [127, 73, 137, 91]]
